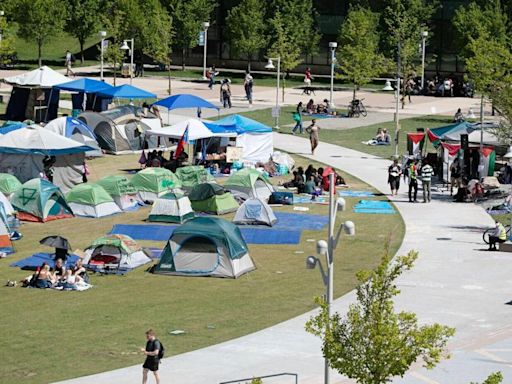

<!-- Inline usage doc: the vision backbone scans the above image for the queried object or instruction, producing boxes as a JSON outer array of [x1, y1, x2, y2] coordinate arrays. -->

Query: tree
[[306, 251, 455, 384], [0, 10, 16, 68], [168, 0, 216, 70], [337, 6, 387, 100], [65, 0, 102, 63], [102, 4, 127, 85], [267, 10, 302, 102], [225, 0, 267, 71], [15, 0, 68, 66], [471, 372, 503, 384]]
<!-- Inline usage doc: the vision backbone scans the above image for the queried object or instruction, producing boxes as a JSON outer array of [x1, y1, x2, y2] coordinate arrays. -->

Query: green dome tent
[[0, 173, 22, 198], [96, 175, 140, 211], [11, 178, 74, 222], [66, 183, 121, 218], [188, 182, 238, 215], [224, 168, 275, 201], [153, 216, 255, 278], [148, 191, 194, 223], [175, 166, 214, 190], [131, 168, 182, 202]]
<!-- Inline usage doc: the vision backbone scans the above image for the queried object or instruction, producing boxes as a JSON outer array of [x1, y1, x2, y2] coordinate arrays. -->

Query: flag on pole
[[480, 147, 496, 177], [427, 129, 442, 148], [174, 125, 189, 160], [407, 132, 425, 155]]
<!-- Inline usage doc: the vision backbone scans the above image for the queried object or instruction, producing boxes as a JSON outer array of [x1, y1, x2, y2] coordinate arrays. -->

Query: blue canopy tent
[[96, 84, 156, 99], [211, 115, 272, 134], [54, 78, 115, 113], [152, 94, 219, 125]]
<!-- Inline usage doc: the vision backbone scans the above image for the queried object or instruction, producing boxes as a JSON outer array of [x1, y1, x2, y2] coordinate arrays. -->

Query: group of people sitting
[[282, 165, 345, 195], [23, 258, 89, 290], [304, 99, 335, 115], [141, 150, 188, 172], [362, 127, 391, 146]]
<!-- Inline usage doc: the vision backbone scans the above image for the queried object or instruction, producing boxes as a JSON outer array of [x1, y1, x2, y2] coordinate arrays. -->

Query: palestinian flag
[[480, 147, 496, 177], [427, 129, 442, 148], [407, 132, 425, 155], [441, 142, 461, 162]]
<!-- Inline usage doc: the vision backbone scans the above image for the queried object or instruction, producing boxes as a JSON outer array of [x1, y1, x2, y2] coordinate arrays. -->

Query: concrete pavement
[[54, 132, 510, 384]]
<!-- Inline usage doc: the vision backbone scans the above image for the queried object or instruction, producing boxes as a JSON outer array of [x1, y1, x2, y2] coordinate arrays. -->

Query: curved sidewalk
[[56, 134, 510, 384]]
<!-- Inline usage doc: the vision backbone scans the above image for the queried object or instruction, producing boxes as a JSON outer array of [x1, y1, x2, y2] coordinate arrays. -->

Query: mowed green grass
[[0, 153, 404, 383]]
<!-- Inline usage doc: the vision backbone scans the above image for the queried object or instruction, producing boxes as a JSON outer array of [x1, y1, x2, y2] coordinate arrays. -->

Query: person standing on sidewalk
[[140, 329, 161, 384], [65, 50, 74, 77], [306, 119, 320, 155], [421, 159, 434, 203], [408, 159, 419, 202], [244, 70, 253, 106], [220, 79, 232, 108], [388, 158, 402, 196], [292, 102, 304, 134]]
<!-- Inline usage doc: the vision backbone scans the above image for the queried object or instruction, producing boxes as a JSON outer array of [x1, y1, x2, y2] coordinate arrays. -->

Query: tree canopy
[[65, 0, 102, 63]]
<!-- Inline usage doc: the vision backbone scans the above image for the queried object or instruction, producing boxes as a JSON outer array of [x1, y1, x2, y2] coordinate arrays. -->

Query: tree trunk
[[282, 73, 285, 103], [247, 60, 251, 72], [38, 41, 42, 67], [113, 61, 117, 86], [181, 47, 186, 71], [80, 40, 84, 63], [353, 84, 357, 101], [168, 65, 172, 95]]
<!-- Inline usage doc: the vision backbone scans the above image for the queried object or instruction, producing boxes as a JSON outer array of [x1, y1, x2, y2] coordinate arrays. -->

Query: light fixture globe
[[265, 58, 275, 70], [120, 40, 129, 50]]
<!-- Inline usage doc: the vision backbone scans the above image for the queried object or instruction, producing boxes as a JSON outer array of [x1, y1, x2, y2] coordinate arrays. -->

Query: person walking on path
[[408, 159, 419, 202], [140, 329, 161, 384], [292, 102, 304, 134], [450, 158, 462, 196], [65, 50, 75, 77], [388, 158, 402, 196], [220, 79, 232, 109], [488, 221, 507, 251], [306, 119, 320, 155], [421, 160, 434, 202], [244, 70, 253, 106], [207, 65, 218, 89]]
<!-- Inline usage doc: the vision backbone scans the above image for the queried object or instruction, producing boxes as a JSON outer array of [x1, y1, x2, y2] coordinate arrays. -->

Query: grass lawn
[[0, 153, 404, 383]]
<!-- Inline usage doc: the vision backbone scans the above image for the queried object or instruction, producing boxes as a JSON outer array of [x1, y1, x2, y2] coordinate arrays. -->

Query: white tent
[[233, 198, 277, 226], [3, 66, 68, 87], [148, 192, 194, 223], [43, 117, 101, 157], [0, 193, 15, 216], [146, 119, 233, 140]]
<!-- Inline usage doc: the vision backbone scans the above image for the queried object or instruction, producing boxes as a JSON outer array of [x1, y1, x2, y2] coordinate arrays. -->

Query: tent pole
[[44, 88, 54, 123]]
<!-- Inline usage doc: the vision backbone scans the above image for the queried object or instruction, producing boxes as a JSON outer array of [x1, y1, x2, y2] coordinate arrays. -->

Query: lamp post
[[120, 38, 134, 85], [329, 42, 337, 108], [0, 11, 4, 50], [202, 22, 210, 80], [420, 31, 428, 90], [265, 57, 281, 130], [394, 41, 401, 158], [306, 172, 355, 384], [99, 30, 107, 81]]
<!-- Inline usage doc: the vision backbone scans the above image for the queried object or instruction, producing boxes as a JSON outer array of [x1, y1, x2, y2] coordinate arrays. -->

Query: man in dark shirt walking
[[140, 329, 161, 384]]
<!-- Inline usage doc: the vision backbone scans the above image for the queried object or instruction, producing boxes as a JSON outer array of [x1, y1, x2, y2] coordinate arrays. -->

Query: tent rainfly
[[224, 168, 275, 201], [188, 182, 239, 215], [131, 168, 182, 202], [233, 197, 277, 226], [66, 183, 121, 218], [0, 173, 22, 199], [153, 216, 255, 278], [43, 117, 101, 157], [148, 191, 194, 223], [175, 165, 214, 190], [96, 175, 140, 211]]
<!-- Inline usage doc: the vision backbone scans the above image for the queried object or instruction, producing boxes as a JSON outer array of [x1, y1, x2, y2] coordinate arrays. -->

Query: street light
[[265, 57, 281, 130], [202, 22, 210, 80], [394, 41, 401, 158], [328, 42, 337, 108], [306, 172, 355, 384], [0, 11, 4, 50], [420, 31, 428, 90], [120, 38, 134, 85], [99, 30, 107, 81]]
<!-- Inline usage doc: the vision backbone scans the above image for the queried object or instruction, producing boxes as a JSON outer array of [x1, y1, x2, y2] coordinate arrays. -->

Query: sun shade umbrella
[[152, 94, 219, 110], [40, 235, 72, 252], [95, 84, 156, 99]]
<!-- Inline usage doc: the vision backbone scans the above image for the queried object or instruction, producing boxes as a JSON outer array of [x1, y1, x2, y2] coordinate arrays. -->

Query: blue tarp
[[0, 121, 27, 134], [353, 200, 396, 214], [11, 253, 80, 270], [54, 78, 114, 93], [212, 115, 272, 134], [96, 84, 156, 99], [153, 94, 219, 110]]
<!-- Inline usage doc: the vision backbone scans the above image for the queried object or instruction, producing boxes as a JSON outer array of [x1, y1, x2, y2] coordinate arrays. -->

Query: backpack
[[156, 340, 165, 359]]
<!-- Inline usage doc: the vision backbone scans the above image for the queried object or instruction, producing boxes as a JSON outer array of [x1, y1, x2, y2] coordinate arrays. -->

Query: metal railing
[[219, 372, 298, 384]]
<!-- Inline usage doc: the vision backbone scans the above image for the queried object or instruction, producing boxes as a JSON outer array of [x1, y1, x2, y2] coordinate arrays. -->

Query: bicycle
[[482, 225, 511, 244], [347, 98, 367, 118]]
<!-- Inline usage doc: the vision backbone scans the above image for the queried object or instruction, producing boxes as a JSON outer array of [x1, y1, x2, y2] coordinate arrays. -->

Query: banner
[[407, 132, 425, 155], [480, 147, 496, 177]]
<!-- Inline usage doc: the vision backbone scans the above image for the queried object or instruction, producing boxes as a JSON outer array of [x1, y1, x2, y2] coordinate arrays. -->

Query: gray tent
[[233, 198, 277, 226]]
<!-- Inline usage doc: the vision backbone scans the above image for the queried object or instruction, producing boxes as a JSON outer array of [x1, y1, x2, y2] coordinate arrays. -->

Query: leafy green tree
[[337, 6, 386, 100], [225, 0, 267, 71], [102, 3, 127, 85], [168, 0, 216, 70], [0, 10, 16, 67], [470, 372, 503, 384], [306, 251, 455, 384], [15, 0, 68, 66], [267, 9, 302, 102], [65, 0, 102, 63]]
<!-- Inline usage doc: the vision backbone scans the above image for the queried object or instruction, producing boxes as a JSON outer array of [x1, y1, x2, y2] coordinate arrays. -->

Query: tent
[[0, 121, 26, 134], [43, 117, 101, 157], [66, 183, 121, 218], [96, 84, 156, 99], [148, 191, 194, 223], [188, 182, 239, 215], [0, 202, 14, 254], [146, 119, 228, 141], [233, 197, 277, 226], [212, 115, 273, 162], [82, 234, 152, 274], [96, 175, 140, 211], [3, 66, 67, 122], [153, 216, 254, 278], [0, 173, 22, 199], [224, 168, 275, 201], [0, 191, 15, 216], [78, 106, 163, 154], [153, 94, 219, 110], [131, 168, 182, 202], [53, 78, 114, 112], [175, 165, 214, 190], [11, 178, 74, 222], [0, 125, 92, 192]]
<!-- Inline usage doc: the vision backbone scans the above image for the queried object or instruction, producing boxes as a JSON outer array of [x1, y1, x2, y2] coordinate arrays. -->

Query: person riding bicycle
[[488, 221, 507, 251]]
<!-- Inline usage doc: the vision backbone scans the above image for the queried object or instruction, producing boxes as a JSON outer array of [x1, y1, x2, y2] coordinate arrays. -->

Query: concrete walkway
[[55, 133, 511, 384]]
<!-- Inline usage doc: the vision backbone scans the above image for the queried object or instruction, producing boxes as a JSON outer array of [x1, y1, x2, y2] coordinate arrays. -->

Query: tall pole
[[129, 38, 134, 85], [100, 31, 106, 81], [329, 42, 337, 107], [324, 172, 335, 384], [275, 57, 281, 130], [421, 32, 428, 90], [202, 22, 209, 79], [394, 41, 401, 158], [0, 11, 4, 50], [479, 95, 485, 178]]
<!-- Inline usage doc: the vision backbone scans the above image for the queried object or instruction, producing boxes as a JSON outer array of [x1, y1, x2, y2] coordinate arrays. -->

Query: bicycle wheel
[[353, 108, 360, 118], [360, 103, 368, 117], [483, 229, 493, 244]]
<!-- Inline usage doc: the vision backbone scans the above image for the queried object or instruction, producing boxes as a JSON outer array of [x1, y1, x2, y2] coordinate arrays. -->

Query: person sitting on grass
[[35, 264, 56, 289], [306, 99, 315, 114]]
